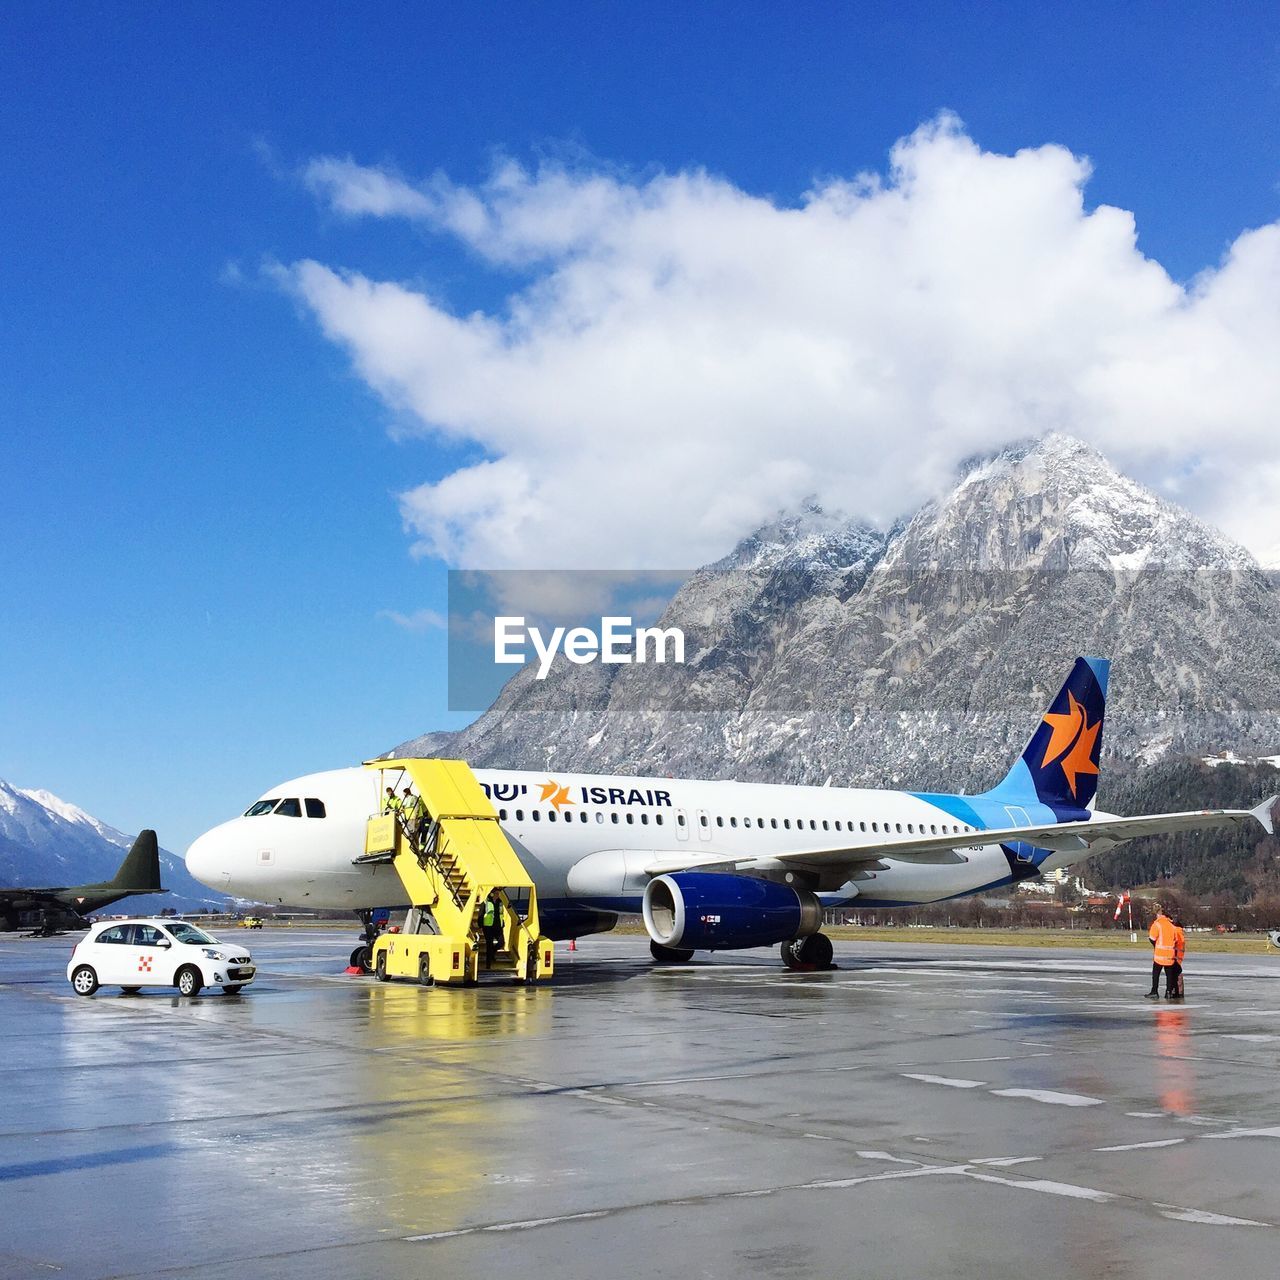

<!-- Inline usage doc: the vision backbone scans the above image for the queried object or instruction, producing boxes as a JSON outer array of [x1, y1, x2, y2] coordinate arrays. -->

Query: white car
[[67, 918, 256, 997]]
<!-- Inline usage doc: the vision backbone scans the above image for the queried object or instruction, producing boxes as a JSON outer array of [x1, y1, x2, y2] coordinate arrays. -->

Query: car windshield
[[165, 922, 216, 945]]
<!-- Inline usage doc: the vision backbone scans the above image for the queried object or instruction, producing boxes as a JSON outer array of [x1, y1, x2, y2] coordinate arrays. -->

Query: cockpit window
[[275, 798, 302, 818], [245, 799, 279, 817], [304, 798, 326, 819]]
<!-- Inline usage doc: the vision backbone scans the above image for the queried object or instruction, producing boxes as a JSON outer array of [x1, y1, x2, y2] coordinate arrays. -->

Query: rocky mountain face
[[399, 434, 1280, 807], [0, 780, 226, 913]]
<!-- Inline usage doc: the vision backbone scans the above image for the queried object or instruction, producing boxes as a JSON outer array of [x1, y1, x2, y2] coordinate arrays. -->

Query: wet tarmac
[[2, 927, 1279, 1279]]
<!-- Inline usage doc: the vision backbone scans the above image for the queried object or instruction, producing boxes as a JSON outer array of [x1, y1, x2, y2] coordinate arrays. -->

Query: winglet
[[1250, 796, 1277, 837]]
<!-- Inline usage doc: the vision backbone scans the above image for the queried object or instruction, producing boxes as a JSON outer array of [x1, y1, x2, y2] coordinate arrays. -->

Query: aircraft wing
[[642, 796, 1277, 878], [0, 887, 70, 906]]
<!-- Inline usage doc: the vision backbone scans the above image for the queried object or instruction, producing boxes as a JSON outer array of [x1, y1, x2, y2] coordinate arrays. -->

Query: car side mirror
[[156, 940, 171, 949]]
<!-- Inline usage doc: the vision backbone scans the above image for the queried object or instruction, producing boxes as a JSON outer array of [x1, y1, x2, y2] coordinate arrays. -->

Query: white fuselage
[[185, 765, 1099, 914]]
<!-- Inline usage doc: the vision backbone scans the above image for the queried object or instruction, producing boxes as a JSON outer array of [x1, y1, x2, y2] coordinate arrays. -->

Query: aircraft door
[[676, 808, 689, 841]]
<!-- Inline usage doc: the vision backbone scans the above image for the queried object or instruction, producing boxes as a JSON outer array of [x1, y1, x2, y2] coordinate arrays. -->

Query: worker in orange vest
[[1146, 905, 1178, 999], [1169, 917, 1186, 1000]]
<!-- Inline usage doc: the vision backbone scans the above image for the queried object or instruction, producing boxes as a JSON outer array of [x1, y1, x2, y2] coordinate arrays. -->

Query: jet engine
[[539, 907, 619, 941], [642, 873, 823, 952]]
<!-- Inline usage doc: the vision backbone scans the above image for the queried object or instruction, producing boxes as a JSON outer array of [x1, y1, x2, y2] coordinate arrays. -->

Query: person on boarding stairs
[[1169, 917, 1186, 1000], [403, 787, 426, 840], [1146, 905, 1179, 999], [482, 890, 504, 968], [383, 787, 402, 818]]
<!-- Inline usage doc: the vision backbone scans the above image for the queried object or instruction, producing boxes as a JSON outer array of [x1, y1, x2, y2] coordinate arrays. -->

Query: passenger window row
[[497, 808, 667, 826], [706, 815, 974, 836], [491, 806, 974, 837]]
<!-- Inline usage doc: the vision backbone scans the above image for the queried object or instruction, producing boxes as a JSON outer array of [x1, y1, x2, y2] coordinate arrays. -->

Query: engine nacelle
[[642, 873, 823, 952], [539, 908, 619, 941]]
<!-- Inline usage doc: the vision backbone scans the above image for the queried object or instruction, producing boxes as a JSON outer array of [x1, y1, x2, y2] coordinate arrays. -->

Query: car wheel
[[176, 966, 203, 997], [375, 951, 389, 982], [71, 965, 98, 996]]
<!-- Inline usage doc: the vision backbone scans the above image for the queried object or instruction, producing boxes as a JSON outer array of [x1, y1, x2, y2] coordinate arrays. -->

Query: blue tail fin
[[984, 657, 1110, 815]]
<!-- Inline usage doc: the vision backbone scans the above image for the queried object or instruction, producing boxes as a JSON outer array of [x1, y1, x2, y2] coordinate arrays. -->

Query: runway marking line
[[989, 1088, 1104, 1107], [1156, 1205, 1269, 1227], [967, 1173, 1113, 1203], [1095, 1139, 1185, 1152], [1202, 1125, 1280, 1140]]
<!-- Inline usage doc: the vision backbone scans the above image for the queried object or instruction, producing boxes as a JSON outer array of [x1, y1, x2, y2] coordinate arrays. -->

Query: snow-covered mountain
[[396, 434, 1280, 794], [0, 780, 226, 913]]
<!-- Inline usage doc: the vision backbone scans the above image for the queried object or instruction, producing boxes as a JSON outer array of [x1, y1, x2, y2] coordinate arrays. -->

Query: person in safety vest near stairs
[[383, 787, 402, 818], [1146, 905, 1179, 999], [482, 890, 504, 968], [1169, 917, 1186, 1001], [402, 788, 426, 842]]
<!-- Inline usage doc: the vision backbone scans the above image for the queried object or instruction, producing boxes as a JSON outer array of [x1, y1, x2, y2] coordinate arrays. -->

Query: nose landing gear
[[348, 910, 382, 973]]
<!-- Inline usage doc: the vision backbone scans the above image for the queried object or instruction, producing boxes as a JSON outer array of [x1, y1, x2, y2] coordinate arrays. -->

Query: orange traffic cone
[[569, 938, 577, 951]]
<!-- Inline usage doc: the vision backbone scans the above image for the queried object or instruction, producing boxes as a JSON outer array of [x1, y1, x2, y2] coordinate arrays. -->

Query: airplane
[[1, 831, 166, 933], [185, 658, 1276, 970]]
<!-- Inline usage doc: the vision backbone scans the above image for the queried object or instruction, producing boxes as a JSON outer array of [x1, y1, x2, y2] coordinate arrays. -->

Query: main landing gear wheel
[[650, 940, 695, 963], [781, 934, 834, 971]]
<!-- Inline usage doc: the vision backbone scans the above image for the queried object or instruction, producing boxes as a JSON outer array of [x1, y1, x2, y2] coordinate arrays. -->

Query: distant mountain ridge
[[398, 434, 1280, 793], [0, 780, 226, 914]]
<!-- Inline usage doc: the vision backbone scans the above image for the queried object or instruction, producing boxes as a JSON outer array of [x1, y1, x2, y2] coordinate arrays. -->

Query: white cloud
[[377, 608, 446, 632], [281, 116, 1280, 568]]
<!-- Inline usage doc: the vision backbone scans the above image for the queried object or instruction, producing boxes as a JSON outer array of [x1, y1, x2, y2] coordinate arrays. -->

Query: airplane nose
[[185, 828, 229, 889]]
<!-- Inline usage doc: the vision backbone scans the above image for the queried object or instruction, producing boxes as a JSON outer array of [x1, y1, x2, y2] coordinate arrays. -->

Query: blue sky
[[2, 1, 1278, 852]]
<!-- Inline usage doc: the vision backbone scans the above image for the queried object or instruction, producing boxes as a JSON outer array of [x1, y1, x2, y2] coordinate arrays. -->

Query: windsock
[[1113, 891, 1131, 921]]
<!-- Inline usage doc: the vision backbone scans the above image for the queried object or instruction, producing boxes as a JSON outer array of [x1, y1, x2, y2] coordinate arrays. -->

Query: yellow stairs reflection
[[357, 757, 555, 987]]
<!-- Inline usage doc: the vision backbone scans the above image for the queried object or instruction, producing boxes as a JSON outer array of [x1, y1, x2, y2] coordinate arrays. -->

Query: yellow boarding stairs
[[357, 758, 554, 986]]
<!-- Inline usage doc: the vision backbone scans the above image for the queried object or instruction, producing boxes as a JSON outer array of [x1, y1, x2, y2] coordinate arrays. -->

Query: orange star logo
[[539, 780, 573, 810], [1039, 692, 1100, 798]]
